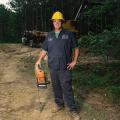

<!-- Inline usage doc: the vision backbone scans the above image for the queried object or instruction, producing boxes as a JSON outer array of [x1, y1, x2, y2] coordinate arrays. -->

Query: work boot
[[51, 104, 64, 113], [70, 111, 81, 120]]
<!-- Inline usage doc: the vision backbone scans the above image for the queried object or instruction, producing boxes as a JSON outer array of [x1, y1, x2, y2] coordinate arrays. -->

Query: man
[[35, 11, 80, 119]]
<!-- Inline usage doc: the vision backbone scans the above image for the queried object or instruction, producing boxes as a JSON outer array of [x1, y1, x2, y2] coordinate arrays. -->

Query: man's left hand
[[67, 61, 77, 70]]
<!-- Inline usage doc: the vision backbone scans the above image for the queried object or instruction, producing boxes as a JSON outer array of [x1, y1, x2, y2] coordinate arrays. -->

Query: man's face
[[53, 20, 62, 30]]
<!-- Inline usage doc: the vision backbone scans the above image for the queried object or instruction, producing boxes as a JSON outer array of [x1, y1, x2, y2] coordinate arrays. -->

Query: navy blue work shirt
[[41, 29, 79, 70]]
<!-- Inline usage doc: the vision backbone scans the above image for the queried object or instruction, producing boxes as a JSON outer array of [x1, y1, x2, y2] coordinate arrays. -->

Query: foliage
[[73, 62, 120, 104], [105, 86, 120, 104], [0, 4, 21, 42], [78, 0, 120, 34], [0, 0, 120, 42], [79, 25, 120, 60]]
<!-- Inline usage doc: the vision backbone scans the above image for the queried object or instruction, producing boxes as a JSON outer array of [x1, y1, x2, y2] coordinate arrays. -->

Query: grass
[[73, 62, 120, 105]]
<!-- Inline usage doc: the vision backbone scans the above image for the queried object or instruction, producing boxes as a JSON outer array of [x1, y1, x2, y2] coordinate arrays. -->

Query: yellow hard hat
[[51, 11, 64, 21]]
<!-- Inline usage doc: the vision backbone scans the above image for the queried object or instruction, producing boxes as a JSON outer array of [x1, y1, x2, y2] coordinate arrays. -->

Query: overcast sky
[[0, 0, 9, 5], [0, 0, 11, 9]]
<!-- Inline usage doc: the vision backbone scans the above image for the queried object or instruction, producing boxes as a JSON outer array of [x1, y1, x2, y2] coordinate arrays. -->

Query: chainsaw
[[35, 64, 50, 89]]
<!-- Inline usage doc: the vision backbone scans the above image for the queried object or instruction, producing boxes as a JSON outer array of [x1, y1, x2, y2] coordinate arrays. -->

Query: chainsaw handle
[[38, 64, 41, 69]]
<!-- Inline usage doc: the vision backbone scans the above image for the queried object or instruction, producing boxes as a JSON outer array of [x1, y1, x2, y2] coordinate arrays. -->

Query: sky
[[0, 0, 10, 8], [0, 0, 9, 6]]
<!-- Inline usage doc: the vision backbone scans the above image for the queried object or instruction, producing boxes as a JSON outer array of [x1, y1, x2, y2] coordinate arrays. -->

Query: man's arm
[[35, 50, 47, 67], [67, 48, 80, 70], [73, 48, 80, 63]]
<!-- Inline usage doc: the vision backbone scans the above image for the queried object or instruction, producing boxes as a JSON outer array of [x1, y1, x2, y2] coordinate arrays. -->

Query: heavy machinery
[[22, 30, 48, 47]]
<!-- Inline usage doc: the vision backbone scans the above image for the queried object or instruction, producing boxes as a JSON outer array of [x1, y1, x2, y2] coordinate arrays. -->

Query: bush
[[79, 26, 120, 60], [73, 63, 120, 105], [105, 86, 120, 104]]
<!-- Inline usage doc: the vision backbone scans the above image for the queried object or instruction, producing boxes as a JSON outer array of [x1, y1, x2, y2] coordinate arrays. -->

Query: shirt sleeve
[[41, 35, 48, 51], [70, 33, 79, 49]]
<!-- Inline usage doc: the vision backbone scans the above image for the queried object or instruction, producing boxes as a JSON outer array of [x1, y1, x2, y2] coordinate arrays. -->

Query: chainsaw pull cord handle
[[35, 60, 42, 70], [38, 64, 42, 70]]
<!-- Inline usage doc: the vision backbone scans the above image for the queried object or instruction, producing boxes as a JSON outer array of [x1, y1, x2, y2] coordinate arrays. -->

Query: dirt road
[[0, 44, 119, 120]]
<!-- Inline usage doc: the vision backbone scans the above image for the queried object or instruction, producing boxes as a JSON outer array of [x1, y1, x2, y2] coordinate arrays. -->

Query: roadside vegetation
[[73, 62, 120, 106]]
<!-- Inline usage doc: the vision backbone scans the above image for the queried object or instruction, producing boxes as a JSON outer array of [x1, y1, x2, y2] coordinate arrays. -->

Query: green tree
[[0, 4, 17, 42]]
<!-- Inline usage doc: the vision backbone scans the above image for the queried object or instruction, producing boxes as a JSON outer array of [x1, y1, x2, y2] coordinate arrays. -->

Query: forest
[[0, 0, 120, 113]]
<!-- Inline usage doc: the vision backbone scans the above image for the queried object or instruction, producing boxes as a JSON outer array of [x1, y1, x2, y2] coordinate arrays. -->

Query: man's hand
[[67, 61, 77, 70], [67, 48, 80, 70], [35, 50, 47, 69]]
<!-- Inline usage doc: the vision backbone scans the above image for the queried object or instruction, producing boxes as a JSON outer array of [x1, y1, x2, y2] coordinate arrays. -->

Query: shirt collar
[[52, 29, 65, 38]]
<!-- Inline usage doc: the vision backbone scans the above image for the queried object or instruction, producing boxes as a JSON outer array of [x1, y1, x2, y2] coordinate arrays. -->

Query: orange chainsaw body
[[35, 65, 47, 88]]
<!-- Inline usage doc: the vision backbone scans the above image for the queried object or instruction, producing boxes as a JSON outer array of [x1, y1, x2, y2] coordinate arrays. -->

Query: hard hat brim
[[50, 19, 65, 21]]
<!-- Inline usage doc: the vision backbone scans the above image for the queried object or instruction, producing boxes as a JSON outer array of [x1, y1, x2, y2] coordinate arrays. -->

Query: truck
[[22, 30, 48, 47]]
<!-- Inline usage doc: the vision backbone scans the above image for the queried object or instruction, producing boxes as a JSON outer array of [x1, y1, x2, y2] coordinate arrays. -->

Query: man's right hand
[[35, 50, 47, 69]]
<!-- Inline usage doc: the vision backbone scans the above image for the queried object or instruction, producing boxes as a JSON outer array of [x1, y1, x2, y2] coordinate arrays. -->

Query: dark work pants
[[50, 69, 77, 112]]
